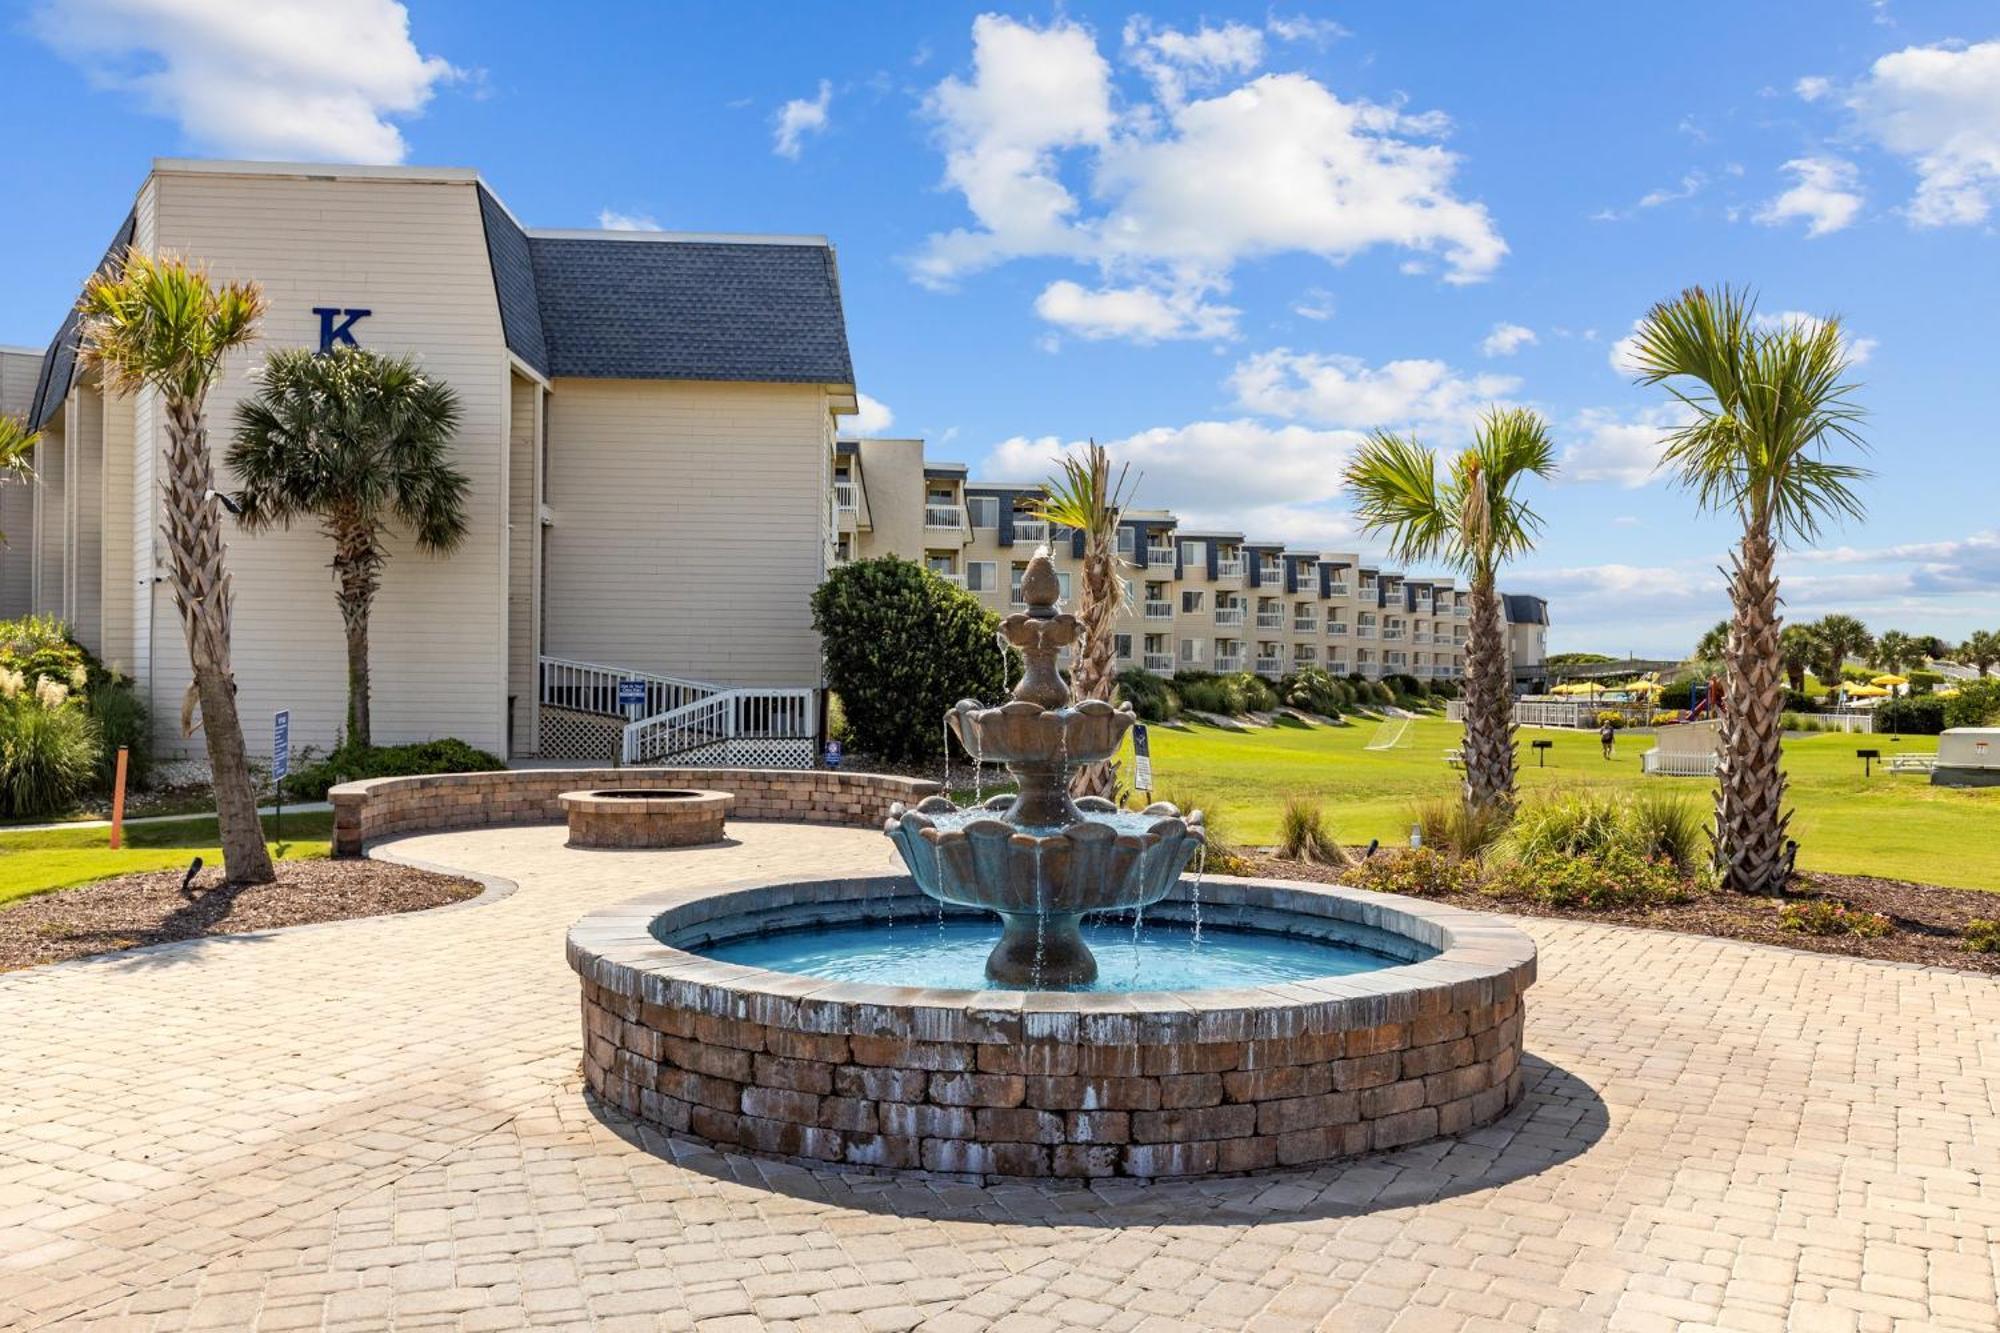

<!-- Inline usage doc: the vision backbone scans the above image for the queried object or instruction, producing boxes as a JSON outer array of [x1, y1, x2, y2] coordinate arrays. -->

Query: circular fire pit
[[559, 789, 730, 849], [568, 874, 1535, 1179]]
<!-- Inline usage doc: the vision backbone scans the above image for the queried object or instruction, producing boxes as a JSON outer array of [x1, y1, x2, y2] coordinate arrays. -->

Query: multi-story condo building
[[836, 437, 1550, 687]]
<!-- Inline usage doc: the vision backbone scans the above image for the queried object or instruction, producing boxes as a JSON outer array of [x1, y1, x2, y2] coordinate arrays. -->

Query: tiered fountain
[[884, 553, 1205, 986]]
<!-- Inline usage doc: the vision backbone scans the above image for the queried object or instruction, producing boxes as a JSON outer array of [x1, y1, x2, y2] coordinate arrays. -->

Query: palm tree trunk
[[1068, 547, 1120, 798], [164, 400, 275, 886], [1716, 527, 1791, 894], [330, 519, 383, 751], [1461, 573, 1515, 811]]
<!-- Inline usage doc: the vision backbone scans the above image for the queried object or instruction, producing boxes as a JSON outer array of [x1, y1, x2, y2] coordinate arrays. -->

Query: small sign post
[[1532, 738, 1553, 767], [824, 739, 844, 770], [1131, 723, 1153, 796], [109, 747, 129, 850], [617, 679, 647, 720], [272, 710, 291, 845], [1856, 747, 1881, 777]]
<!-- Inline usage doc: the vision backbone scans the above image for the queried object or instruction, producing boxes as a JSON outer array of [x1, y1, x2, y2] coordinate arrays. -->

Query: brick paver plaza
[[2, 821, 1996, 1331]]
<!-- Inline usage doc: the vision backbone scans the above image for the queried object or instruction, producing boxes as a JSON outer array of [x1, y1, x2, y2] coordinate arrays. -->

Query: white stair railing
[[539, 655, 723, 719], [622, 688, 818, 764]]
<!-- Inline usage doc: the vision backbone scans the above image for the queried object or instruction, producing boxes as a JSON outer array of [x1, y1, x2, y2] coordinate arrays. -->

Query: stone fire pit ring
[[568, 874, 1536, 1179], [559, 788, 731, 849]]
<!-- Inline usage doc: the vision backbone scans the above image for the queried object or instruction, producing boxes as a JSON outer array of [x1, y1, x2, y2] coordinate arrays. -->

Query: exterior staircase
[[535, 656, 819, 767]]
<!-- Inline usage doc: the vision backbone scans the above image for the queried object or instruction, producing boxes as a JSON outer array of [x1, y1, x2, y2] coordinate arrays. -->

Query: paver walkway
[[2, 821, 1996, 1332]]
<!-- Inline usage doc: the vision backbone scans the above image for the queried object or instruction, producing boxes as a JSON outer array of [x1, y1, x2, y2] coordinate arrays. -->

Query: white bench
[[1443, 749, 1464, 768], [1887, 754, 1937, 774]]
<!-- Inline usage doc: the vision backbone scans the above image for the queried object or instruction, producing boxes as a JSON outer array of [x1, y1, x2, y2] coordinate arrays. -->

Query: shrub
[[1651, 710, 1686, 726], [1622, 791, 1708, 872], [1280, 667, 1344, 720], [1782, 711, 1824, 733], [285, 737, 504, 801], [1777, 899, 1891, 938], [1656, 679, 1696, 710], [1491, 847, 1693, 910], [1276, 795, 1350, 865], [0, 614, 93, 692], [1159, 785, 1249, 874], [0, 691, 99, 817], [1507, 790, 1625, 862], [1386, 672, 1422, 699], [1410, 796, 1509, 861], [1908, 669, 1945, 690], [1963, 919, 2000, 954], [1874, 697, 1944, 735], [1173, 672, 1244, 716], [811, 557, 1006, 763], [1943, 679, 2000, 729], [87, 678, 152, 791], [1234, 672, 1279, 713], [1345, 846, 1475, 898], [826, 691, 850, 745], [1593, 710, 1626, 730], [1116, 668, 1181, 723]]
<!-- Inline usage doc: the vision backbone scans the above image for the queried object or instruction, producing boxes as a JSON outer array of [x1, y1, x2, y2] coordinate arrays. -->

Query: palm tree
[[1872, 629, 1918, 675], [1343, 407, 1556, 811], [1630, 285, 1868, 894], [229, 346, 468, 751], [1779, 624, 1818, 693], [1694, 619, 1730, 664], [1028, 440, 1134, 797], [77, 250, 274, 885], [1959, 629, 1999, 678], [1810, 613, 1872, 685], [0, 415, 37, 543]]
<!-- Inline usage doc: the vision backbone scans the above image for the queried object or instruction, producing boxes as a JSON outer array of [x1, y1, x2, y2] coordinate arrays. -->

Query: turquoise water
[[694, 916, 1410, 993]]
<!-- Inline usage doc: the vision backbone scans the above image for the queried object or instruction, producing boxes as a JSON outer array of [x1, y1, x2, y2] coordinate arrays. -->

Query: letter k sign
[[313, 307, 372, 351]]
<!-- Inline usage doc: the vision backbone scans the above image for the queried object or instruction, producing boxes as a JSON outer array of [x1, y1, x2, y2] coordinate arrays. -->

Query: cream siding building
[[8, 160, 856, 762]]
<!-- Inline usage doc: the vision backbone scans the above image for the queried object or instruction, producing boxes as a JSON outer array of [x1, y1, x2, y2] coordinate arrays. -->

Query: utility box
[[1932, 727, 2000, 788]]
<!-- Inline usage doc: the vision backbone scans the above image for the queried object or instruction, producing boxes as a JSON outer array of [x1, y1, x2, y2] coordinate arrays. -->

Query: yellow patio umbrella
[[1871, 674, 1908, 687], [1845, 683, 1890, 698], [1626, 679, 1665, 696]]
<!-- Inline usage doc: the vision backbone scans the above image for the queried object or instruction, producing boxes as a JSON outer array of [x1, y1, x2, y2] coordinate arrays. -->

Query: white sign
[[1131, 723, 1153, 791], [272, 710, 290, 782]]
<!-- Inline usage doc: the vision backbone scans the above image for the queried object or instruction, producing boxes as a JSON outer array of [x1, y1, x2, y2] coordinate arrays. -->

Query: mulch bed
[[0, 859, 485, 972], [1240, 852, 2000, 976]]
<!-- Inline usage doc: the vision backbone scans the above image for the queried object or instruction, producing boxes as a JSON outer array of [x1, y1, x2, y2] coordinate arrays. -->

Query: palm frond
[[76, 249, 266, 408], [1341, 431, 1452, 568]]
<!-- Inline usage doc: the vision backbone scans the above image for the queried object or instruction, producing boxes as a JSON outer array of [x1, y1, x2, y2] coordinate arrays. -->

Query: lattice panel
[[632, 736, 816, 770], [538, 708, 625, 762]]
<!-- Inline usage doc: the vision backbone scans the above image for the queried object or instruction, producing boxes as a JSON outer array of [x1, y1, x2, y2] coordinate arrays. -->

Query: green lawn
[[0, 811, 332, 906], [1120, 715, 2000, 892]]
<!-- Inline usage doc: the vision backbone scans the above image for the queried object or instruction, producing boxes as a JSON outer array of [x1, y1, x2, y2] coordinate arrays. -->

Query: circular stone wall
[[560, 789, 731, 849], [568, 876, 1536, 1179]]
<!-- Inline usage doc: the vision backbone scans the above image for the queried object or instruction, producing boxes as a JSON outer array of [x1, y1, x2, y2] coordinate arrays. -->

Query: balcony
[[930, 570, 965, 587], [1143, 653, 1173, 672], [1381, 628, 1405, 641], [1215, 654, 1244, 672], [1328, 660, 1348, 674], [1455, 605, 1469, 617], [834, 481, 859, 512], [1215, 558, 1245, 578], [1327, 583, 1350, 598], [925, 503, 966, 531], [1293, 650, 1318, 665], [1358, 584, 1378, 599], [1255, 612, 1284, 631], [1412, 632, 1431, 644], [1144, 600, 1173, 620], [1326, 622, 1348, 636], [1293, 617, 1316, 633], [1214, 607, 1245, 627], [1012, 519, 1049, 544], [1254, 658, 1285, 679], [1355, 625, 1377, 639], [1257, 565, 1283, 584], [1145, 543, 1177, 564]]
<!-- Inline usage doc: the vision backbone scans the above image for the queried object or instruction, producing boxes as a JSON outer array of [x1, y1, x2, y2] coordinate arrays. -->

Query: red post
[[109, 747, 130, 851]]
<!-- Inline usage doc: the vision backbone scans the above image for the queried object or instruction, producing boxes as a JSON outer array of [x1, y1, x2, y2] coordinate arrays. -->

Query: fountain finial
[[1003, 553, 1078, 710]]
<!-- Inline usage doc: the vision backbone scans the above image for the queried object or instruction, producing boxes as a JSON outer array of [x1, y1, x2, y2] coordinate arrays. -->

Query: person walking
[[1600, 720, 1617, 760]]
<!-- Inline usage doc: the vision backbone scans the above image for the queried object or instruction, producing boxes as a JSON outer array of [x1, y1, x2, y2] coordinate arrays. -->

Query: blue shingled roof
[[28, 211, 136, 430], [479, 189, 854, 386]]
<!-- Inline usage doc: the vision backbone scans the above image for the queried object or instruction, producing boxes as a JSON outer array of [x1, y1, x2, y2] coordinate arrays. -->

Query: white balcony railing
[[834, 481, 859, 512], [1381, 629, 1405, 641], [1326, 622, 1348, 636], [1356, 625, 1377, 638], [1011, 519, 1048, 544], [1142, 601, 1172, 621], [1215, 607, 1245, 626], [1294, 618, 1316, 633], [1455, 605, 1469, 617], [1143, 653, 1173, 672], [930, 570, 964, 586], [1255, 659, 1285, 678], [925, 503, 966, 530], [1258, 565, 1283, 584], [1215, 558, 1245, 578], [1215, 654, 1244, 672], [1255, 612, 1284, 630], [1327, 584, 1350, 598], [1328, 660, 1349, 674], [1146, 544, 1177, 564], [1412, 632, 1431, 644]]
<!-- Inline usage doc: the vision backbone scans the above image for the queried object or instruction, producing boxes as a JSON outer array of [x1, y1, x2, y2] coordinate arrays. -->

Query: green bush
[[1115, 669, 1180, 723], [1279, 667, 1345, 719], [1777, 898, 1891, 938], [286, 737, 504, 801], [1623, 791, 1709, 872], [1782, 711, 1824, 733], [1345, 846, 1475, 897], [1173, 671, 1246, 716], [1908, 669, 1945, 690], [1593, 710, 1626, 730], [1943, 679, 2000, 729], [1507, 790, 1627, 862], [1963, 918, 2000, 954], [1410, 796, 1509, 861], [0, 692, 99, 817], [1158, 785, 1248, 875], [1276, 794, 1348, 865], [1874, 697, 1945, 735], [87, 679, 152, 791], [1234, 672, 1279, 713], [811, 557, 1006, 764], [1490, 847, 1693, 910], [0, 613, 93, 692]]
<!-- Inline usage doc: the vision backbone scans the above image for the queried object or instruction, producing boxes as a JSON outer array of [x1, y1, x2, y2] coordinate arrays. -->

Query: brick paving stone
[[1, 819, 1996, 1331]]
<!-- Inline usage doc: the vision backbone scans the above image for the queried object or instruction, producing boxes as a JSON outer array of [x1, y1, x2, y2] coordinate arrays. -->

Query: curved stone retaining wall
[[569, 876, 1536, 1179], [330, 769, 939, 856]]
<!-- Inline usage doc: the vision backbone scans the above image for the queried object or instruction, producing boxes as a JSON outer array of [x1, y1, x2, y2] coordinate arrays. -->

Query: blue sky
[[5, 0, 1999, 655]]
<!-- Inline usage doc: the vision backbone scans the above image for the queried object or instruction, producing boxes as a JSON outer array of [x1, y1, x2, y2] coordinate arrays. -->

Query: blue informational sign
[[273, 710, 291, 781], [825, 739, 844, 770], [1131, 723, 1152, 791], [617, 679, 647, 711]]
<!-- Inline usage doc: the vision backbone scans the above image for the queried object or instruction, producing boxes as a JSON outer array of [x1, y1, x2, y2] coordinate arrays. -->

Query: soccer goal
[[1363, 718, 1413, 751]]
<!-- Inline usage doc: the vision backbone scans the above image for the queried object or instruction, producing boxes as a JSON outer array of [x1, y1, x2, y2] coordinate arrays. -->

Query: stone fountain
[[884, 552, 1207, 986]]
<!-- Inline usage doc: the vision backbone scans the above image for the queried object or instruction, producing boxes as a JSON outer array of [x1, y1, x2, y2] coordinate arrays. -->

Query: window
[[1181, 590, 1205, 613], [966, 561, 997, 592], [1116, 527, 1135, 556], [1181, 539, 1206, 566], [927, 485, 954, 503], [967, 495, 999, 528], [1010, 562, 1028, 604], [834, 535, 851, 563], [1057, 572, 1072, 601], [1114, 634, 1132, 659], [1180, 638, 1202, 662], [925, 553, 956, 576]]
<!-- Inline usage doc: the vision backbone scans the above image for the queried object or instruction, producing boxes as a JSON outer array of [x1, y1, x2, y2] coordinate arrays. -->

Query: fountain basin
[[567, 873, 1535, 1179], [560, 788, 730, 849]]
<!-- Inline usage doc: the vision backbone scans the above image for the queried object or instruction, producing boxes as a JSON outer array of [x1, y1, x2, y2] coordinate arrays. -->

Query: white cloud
[[1795, 75, 1833, 102], [1033, 278, 1239, 342], [1122, 17, 1264, 107], [1848, 39, 2000, 226], [33, 0, 456, 162], [1480, 322, 1537, 357], [1265, 14, 1349, 46], [773, 79, 832, 159], [1229, 349, 1518, 433], [1608, 320, 1647, 375], [1755, 156, 1865, 236], [1752, 310, 1878, 365], [847, 393, 894, 436], [1558, 406, 1688, 487], [1292, 289, 1335, 321], [913, 15, 1506, 341], [598, 209, 661, 231]]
